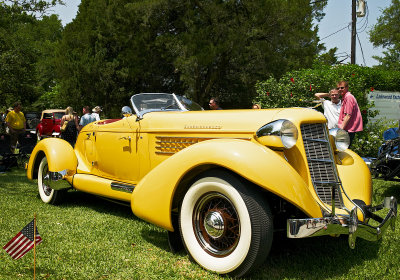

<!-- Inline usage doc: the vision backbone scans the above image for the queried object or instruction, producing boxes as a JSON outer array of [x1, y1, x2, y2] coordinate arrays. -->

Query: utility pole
[[351, 0, 357, 64]]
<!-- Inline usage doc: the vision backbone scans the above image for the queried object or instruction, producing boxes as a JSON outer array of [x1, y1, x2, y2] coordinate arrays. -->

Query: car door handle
[[119, 136, 131, 141]]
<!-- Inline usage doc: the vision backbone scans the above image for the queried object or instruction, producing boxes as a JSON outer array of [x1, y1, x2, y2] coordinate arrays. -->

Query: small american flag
[[3, 219, 42, 259]]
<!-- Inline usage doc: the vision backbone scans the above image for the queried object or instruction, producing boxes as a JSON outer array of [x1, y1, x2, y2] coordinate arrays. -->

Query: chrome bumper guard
[[287, 197, 397, 249], [46, 170, 71, 190]]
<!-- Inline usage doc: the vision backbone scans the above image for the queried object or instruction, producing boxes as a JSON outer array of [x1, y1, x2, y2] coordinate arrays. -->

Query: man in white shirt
[[315, 89, 342, 129]]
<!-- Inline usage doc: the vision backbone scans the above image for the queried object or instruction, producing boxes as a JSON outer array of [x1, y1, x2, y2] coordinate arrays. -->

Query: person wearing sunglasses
[[209, 97, 223, 110], [337, 81, 363, 147]]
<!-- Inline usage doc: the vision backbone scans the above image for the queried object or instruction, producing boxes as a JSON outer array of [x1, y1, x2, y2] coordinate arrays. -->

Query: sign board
[[368, 91, 400, 122]]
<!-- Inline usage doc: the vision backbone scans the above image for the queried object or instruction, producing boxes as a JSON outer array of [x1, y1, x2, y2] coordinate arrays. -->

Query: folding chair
[[18, 132, 37, 155], [16, 132, 37, 167], [0, 134, 18, 171]]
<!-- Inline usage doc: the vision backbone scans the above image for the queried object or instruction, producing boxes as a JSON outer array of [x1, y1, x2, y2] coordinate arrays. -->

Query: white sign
[[368, 91, 400, 122]]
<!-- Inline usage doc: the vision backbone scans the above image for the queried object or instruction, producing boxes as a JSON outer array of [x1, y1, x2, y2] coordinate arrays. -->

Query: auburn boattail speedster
[[27, 93, 397, 277]]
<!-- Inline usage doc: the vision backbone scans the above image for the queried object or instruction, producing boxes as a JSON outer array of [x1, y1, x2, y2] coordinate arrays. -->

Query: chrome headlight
[[329, 128, 350, 151], [256, 119, 298, 149]]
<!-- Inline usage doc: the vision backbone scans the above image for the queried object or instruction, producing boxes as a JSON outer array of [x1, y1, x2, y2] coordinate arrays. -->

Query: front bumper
[[287, 197, 397, 248]]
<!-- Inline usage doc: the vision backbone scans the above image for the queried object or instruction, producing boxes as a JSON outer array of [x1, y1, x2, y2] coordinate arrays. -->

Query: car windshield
[[177, 95, 204, 111], [25, 113, 39, 119], [54, 112, 65, 120], [130, 93, 203, 118]]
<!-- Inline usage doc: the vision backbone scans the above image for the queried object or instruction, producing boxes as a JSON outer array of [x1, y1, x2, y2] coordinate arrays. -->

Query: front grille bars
[[301, 123, 344, 208]]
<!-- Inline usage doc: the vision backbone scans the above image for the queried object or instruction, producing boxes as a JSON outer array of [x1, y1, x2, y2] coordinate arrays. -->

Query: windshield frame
[[130, 93, 201, 119]]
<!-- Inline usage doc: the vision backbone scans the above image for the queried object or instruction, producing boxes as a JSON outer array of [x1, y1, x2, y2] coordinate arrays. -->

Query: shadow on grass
[[248, 234, 382, 280], [59, 191, 136, 220], [382, 184, 400, 200], [139, 229, 384, 280], [140, 228, 174, 253]]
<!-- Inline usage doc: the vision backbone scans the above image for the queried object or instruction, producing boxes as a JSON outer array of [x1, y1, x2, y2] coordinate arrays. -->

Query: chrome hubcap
[[204, 211, 225, 238]]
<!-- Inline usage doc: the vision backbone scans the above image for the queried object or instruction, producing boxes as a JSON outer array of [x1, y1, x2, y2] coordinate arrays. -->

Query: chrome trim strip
[[307, 158, 335, 163], [302, 137, 329, 143], [313, 180, 341, 185], [155, 151, 175, 155], [156, 145, 186, 150], [156, 136, 252, 141], [111, 182, 135, 193]]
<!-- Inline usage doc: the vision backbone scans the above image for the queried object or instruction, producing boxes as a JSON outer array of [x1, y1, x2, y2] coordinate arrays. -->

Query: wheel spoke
[[193, 192, 240, 257]]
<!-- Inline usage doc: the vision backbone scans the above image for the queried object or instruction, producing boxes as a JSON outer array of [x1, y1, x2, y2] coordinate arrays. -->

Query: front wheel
[[37, 157, 65, 204], [179, 170, 273, 277]]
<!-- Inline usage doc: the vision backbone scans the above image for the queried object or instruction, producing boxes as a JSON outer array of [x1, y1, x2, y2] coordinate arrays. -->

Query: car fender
[[36, 124, 43, 134], [27, 138, 77, 180], [336, 149, 372, 207], [131, 139, 322, 231]]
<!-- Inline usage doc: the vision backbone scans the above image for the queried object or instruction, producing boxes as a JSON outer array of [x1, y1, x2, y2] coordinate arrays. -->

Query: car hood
[[136, 107, 326, 134]]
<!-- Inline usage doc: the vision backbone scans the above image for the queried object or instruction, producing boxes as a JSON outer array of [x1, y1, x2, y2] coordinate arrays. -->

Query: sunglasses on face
[[336, 86, 346, 90]]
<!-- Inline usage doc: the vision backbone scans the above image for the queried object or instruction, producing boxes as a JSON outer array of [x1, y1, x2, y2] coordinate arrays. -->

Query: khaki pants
[[9, 128, 25, 153]]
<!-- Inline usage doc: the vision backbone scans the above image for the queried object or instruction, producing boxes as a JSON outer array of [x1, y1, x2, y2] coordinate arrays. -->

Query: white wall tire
[[179, 170, 273, 277], [37, 157, 65, 204]]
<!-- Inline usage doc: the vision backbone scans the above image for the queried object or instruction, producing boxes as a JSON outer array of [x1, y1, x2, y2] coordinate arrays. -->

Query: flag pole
[[33, 213, 36, 280]]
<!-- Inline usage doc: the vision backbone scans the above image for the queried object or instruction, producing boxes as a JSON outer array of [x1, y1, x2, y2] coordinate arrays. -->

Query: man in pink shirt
[[337, 81, 363, 147]]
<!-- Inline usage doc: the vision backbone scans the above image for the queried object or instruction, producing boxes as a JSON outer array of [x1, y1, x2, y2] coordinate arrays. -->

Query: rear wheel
[[179, 170, 273, 277], [37, 157, 65, 204]]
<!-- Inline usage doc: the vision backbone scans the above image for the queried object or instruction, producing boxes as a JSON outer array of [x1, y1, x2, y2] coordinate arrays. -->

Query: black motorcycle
[[370, 127, 400, 182]]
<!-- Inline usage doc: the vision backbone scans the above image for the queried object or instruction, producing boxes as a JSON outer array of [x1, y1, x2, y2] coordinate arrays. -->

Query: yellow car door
[[94, 118, 140, 184]]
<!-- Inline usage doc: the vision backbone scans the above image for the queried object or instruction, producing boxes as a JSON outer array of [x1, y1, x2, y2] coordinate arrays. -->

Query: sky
[[52, 0, 391, 67]]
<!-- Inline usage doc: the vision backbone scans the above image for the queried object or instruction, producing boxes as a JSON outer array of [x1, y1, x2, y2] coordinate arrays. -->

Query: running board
[[111, 182, 135, 193]]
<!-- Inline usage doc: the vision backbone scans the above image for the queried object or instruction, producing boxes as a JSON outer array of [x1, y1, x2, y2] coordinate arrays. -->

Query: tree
[[369, 0, 400, 70], [55, 0, 182, 117], [0, 1, 63, 111], [56, 0, 326, 113]]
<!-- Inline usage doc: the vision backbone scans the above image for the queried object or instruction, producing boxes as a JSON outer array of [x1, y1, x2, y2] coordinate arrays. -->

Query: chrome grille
[[301, 123, 343, 207]]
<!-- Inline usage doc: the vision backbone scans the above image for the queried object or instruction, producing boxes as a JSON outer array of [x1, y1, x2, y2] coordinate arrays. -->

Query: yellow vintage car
[[27, 93, 397, 277]]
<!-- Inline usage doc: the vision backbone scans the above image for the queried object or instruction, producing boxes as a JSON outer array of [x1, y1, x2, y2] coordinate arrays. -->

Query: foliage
[[254, 64, 400, 135], [369, 0, 400, 70], [3, 0, 64, 15], [351, 118, 398, 157], [1, 168, 400, 279], [314, 47, 340, 66], [31, 84, 65, 110], [0, 2, 63, 111], [55, 0, 326, 112]]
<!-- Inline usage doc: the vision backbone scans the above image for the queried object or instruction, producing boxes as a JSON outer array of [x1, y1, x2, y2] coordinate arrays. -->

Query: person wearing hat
[[5, 102, 26, 153], [92, 106, 102, 121]]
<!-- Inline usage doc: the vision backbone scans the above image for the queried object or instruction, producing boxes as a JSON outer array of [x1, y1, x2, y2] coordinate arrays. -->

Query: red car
[[36, 109, 66, 141]]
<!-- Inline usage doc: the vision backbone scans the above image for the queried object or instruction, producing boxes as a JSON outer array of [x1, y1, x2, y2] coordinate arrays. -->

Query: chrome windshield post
[[331, 184, 336, 216]]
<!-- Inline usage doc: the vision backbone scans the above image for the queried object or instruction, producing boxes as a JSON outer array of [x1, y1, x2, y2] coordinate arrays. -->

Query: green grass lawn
[[0, 168, 399, 280]]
